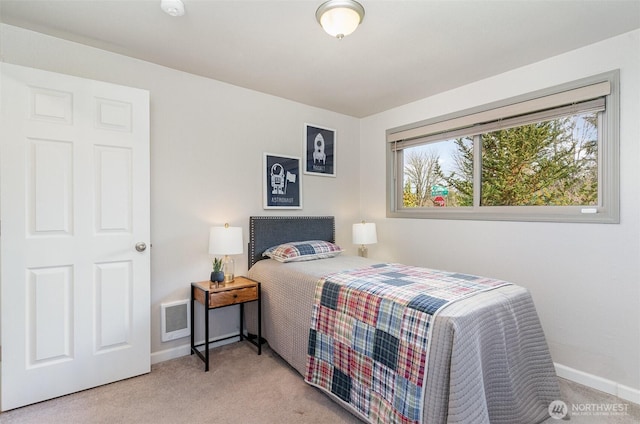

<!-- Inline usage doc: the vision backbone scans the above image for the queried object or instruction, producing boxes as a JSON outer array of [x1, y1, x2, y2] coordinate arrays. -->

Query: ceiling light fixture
[[316, 0, 365, 39], [161, 0, 185, 17]]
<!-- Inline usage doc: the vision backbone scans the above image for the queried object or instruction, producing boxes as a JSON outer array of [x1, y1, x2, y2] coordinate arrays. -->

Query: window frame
[[386, 71, 620, 224]]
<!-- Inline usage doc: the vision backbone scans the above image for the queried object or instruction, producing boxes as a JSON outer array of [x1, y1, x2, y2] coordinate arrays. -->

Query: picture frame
[[263, 153, 302, 209], [303, 123, 336, 177]]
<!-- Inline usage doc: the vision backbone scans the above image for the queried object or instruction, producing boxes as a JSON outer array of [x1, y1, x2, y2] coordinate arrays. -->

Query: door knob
[[135, 242, 147, 252]]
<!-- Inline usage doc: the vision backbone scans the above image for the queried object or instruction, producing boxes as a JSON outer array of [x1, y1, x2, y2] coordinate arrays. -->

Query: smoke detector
[[161, 0, 185, 17]]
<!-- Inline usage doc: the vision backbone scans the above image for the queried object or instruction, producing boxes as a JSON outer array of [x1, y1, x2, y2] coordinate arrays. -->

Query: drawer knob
[[233, 294, 238, 298]]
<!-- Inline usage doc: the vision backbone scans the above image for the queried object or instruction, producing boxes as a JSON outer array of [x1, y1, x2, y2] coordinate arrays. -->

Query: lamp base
[[358, 245, 368, 258], [223, 255, 235, 283]]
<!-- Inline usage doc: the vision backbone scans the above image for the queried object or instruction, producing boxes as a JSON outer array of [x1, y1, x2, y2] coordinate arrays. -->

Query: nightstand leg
[[258, 283, 262, 355], [190, 286, 195, 356], [239, 303, 244, 342], [204, 291, 210, 372]]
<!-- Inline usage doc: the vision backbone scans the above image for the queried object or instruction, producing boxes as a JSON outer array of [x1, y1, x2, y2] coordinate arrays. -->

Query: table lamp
[[352, 221, 377, 258], [208, 223, 243, 283]]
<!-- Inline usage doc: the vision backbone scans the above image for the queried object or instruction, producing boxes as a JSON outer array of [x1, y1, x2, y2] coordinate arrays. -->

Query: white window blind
[[387, 81, 610, 145]]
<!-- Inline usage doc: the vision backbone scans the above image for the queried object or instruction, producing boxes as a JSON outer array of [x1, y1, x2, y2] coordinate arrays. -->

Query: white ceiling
[[1, 0, 639, 117]]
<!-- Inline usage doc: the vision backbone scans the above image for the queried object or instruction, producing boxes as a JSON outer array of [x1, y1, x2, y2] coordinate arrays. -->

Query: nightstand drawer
[[209, 286, 258, 308]]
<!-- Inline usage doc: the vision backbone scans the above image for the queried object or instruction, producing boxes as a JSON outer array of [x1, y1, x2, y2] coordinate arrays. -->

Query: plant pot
[[210, 271, 224, 283]]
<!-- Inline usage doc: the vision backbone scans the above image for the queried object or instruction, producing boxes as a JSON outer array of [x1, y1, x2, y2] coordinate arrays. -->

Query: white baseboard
[[151, 332, 240, 365], [555, 363, 640, 405]]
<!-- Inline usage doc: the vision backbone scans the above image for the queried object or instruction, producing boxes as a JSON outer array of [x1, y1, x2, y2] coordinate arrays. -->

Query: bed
[[246, 216, 559, 424]]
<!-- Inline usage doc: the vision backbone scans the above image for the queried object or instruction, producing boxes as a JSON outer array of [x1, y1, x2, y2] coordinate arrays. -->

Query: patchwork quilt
[[305, 263, 512, 424]]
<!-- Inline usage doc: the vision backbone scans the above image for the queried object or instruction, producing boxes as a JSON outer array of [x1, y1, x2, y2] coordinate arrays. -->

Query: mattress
[[247, 256, 559, 423]]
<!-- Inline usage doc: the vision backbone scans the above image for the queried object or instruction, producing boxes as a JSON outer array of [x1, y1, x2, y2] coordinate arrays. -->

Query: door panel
[[95, 260, 132, 350], [28, 265, 74, 365], [1, 63, 150, 411], [95, 145, 133, 232], [28, 138, 74, 235]]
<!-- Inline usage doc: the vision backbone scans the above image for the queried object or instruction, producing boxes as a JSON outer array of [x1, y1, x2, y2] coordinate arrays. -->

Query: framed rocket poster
[[304, 123, 336, 177], [263, 153, 302, 209]]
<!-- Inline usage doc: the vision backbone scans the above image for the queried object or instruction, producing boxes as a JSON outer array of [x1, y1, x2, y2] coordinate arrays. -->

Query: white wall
[[2, 22, 639, 402], [0, 24, 362, 357], [360, 30, 640, 400]]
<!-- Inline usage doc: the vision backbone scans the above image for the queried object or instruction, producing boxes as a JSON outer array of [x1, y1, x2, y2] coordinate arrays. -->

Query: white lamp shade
[[352, 222, 377, 245], [208, 226, 243, 255]]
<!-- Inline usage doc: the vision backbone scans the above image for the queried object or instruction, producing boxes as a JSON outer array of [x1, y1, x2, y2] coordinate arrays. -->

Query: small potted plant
[[210, 258, 224, 284]]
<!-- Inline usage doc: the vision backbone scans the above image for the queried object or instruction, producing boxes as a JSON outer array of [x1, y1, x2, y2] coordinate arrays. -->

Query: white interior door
[[0, 63, 150, 411]]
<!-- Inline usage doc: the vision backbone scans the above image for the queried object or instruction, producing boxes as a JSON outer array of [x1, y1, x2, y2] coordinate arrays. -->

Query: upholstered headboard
[[248, 216, 335, 268]]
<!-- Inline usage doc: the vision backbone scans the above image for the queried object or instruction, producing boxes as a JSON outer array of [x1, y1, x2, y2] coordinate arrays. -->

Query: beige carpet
[[1, 342, 638, 423]]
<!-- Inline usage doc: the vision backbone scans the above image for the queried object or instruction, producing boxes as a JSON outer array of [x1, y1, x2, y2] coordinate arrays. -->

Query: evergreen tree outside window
[[387, 72, 618, 223]]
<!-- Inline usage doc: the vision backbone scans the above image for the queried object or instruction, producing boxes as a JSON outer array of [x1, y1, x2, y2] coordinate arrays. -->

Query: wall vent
[[161, 299, 190, 342]]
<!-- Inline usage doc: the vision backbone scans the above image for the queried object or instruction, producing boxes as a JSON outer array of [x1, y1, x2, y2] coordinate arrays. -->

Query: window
[[386, 71, 619, 223]]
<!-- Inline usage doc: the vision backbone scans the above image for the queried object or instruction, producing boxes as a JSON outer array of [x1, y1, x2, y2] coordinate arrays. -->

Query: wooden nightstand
[[190, 276, 261, 371]]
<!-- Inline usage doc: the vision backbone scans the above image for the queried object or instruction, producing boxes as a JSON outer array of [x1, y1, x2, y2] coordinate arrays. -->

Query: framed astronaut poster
[[263, 153, 302, 209], [304, 123, 336, 177]]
